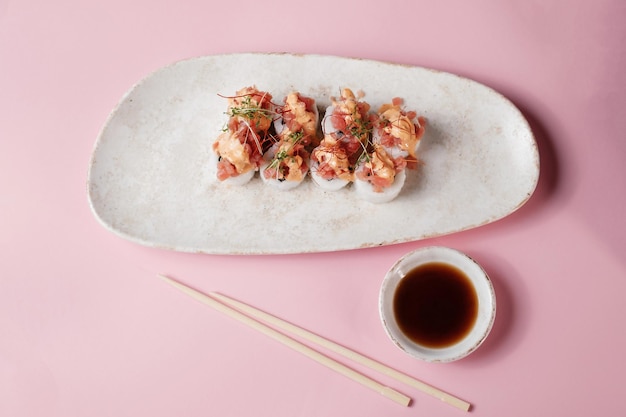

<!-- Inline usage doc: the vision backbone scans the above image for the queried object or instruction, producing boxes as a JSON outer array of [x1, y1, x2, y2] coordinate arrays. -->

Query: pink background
[[2, 1, 625, 416]]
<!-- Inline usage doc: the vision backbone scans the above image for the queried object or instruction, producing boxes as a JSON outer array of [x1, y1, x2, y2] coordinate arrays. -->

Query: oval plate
[[87, 53, 539, 255]]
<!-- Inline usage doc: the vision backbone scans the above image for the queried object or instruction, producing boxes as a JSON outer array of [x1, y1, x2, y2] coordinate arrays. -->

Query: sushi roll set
[[211, 87, 426, 203]]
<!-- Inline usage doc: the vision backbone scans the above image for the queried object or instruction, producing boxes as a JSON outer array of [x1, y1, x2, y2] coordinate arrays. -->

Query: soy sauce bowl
[[379, 246, 496, 363]]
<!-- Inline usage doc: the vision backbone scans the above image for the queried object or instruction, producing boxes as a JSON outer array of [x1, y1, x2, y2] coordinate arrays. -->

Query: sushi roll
[[353, 144, 408, 203], [224, 86, 275, 138], [209, 145, 255, 185], [273, 92, 320, 150], [260, 131, 310, 191], [212, 86, 276, 182], [309, 137, 353, 191], [322, 88, 372, 139], [372, 98, 426, 169], [212, 129, 263, 184]]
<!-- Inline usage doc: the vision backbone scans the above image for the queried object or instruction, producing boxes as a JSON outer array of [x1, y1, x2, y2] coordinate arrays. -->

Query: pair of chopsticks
[[159, 274, 470, 411]]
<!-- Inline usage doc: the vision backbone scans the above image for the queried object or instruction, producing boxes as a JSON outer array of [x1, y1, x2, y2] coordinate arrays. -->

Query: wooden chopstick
[[159, 275, 411, 407], [209, 291, 471, 412]]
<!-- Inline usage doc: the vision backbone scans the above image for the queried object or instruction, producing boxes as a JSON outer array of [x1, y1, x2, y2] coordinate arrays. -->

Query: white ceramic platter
[[87, 53, 539, 255]]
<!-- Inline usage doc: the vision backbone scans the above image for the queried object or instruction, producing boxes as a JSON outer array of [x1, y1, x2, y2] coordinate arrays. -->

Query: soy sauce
[[393, 262, 478, 348]]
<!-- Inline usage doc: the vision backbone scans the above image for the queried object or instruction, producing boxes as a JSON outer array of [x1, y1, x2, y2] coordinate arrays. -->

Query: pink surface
[[1, 1, 625, 416]]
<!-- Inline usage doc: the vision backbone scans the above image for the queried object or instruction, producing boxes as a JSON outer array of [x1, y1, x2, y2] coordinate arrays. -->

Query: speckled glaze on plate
[[87, 53, 539, 254]]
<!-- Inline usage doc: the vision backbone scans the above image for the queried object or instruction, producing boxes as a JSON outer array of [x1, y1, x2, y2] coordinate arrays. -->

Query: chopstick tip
[[158, 273, 175, 281]]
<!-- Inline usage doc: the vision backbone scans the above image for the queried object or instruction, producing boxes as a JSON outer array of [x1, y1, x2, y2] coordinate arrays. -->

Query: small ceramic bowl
[[379, 246, 496, 362]]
